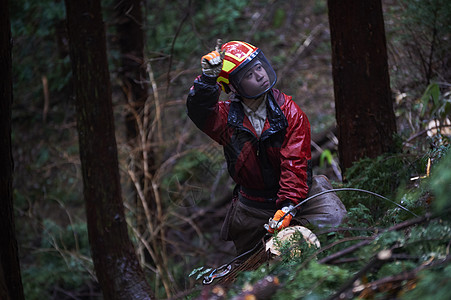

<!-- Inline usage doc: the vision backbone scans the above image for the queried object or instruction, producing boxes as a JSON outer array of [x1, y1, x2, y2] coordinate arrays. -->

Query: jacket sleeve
[[276, 100, 312, 207], [186, 74, 230, 145]]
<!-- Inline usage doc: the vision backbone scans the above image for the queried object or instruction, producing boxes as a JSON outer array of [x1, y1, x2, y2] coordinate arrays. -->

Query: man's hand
[[266, 205, 296, 234], [267, 210, 292, 234], [201, 39, 224, 77]]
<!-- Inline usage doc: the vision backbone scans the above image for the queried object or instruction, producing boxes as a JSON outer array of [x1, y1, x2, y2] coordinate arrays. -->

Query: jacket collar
[[228, 89, 288, 134]]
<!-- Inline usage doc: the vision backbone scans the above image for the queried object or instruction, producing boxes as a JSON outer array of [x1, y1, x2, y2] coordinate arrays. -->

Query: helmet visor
[[230, 51, 277, 99]]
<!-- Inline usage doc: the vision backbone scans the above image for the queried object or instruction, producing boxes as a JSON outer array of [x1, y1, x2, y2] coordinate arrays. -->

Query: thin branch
[[327, 250, 394, 300], [345, 255, 451, 299], [166, 0, 191, 98]]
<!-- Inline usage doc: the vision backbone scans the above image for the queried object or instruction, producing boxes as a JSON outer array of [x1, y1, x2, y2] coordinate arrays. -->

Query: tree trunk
[[64, 0, 153, 298], [115, 0, 148, 142], [114, 3, 173, 297], [327, 0, 397, 174], [0, 0, 25, 299], [114, 0, 156, 250]]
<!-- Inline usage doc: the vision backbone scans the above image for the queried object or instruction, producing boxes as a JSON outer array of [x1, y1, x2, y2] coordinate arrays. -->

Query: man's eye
[[246, 73, 253, 79]]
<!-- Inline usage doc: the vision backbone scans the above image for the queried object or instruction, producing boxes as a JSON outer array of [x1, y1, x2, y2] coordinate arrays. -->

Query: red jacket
[[187, 74, 312, 208]]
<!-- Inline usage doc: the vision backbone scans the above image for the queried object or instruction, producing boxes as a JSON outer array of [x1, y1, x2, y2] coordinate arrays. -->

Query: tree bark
[[115, 0, 148, 141], [0, 0, 25, 298], [64, 0, 153, 298], [327, 0, 397, 174], [114, 3, 174, 297], [115, 0, 157, 242]]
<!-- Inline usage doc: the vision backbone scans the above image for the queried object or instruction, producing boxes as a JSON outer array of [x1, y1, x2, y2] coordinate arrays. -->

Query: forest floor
[[11, 0, 451, 299]]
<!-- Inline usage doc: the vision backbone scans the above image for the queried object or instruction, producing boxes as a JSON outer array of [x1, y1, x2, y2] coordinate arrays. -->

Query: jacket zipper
[[256, 140, 260, 156]]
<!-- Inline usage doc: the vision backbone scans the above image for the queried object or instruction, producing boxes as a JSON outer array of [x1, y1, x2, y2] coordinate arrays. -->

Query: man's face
[[239, 63, 270, 98]]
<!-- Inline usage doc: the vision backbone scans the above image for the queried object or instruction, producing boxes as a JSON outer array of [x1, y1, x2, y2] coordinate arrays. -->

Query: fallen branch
[[233, 276, 280, 300], [320, 212, 436, 264], [326, 249, 394, 300], [319, 239, 373, 265], [340, 255, 451, 300]]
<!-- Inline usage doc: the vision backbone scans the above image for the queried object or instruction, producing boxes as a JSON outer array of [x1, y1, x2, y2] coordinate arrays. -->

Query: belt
[[238, 193, 278, 210], [240, 186, 279, 199]]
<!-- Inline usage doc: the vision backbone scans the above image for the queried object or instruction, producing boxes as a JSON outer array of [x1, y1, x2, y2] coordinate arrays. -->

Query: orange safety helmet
[[217, 41, 277, 99]]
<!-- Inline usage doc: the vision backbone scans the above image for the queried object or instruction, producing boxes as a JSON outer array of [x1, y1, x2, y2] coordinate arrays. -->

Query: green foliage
[[406, 221, 451, 258], [364, 219, 451, 266], [319, 149, 333, 167], [312, 0, 327, 15], [429, 140, 450, 162], [385, 0, 450, 150], [16, 141, 82, 207], [160, 148, 226, 207], [345, 203, 374, 227], [402, 264, 451, 300], [11, 0, 70, 96], [10, 0, 451, 298], [147, 0, 250, 63], [188, 266, 213, 281], [272, 8, 285, 28], [22, 220, 94, 299], [220, 144, 451, 299], [399, 0, 451, 50], [10, 0, 66, 37], [343, 154, 422, 219], [430, 148, 451, 213], [388, 0, 451, 91], [275, 260, 351, 299], [226, 232, 351, 299], [420, 83, 451, 142], [376, 260, 417, 279], [420, 83, 441, 117], [385, 190, 425, 223]]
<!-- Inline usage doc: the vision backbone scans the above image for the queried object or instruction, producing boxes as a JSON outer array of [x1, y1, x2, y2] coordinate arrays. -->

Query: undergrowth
[[10, 0, 450, 298], [20, 221, 97, 299], [194, 144, 451, 299]]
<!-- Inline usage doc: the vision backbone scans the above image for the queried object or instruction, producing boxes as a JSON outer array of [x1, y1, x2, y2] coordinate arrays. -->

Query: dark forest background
[[2, 0, 451, 299]]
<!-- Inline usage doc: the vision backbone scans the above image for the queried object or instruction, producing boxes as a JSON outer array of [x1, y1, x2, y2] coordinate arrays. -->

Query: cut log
[[265, 226, 320, 256], [210, 226, 320, 286]]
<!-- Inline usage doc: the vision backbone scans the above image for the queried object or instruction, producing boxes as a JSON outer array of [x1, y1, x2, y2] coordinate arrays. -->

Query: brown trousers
[[220, 175, 347, 255]]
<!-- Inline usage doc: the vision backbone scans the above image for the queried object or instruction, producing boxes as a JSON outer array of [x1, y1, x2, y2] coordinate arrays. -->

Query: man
[[187, 41, 346, 256]]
